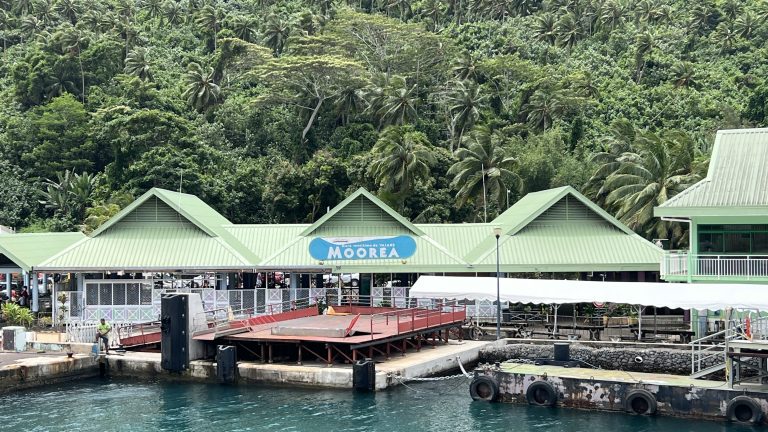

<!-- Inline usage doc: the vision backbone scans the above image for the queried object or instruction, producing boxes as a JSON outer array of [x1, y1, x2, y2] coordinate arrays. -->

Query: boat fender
[[726, 396, 764, 424], [624, 389, 657, 415], [469, 376, 499, 402], [526, 380, 558, 407]]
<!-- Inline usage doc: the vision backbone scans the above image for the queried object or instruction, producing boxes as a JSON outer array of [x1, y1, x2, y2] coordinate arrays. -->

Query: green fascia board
[[654, 206, 768, 218], [0, 232, 86, 271], [299, 188, 425, 237]]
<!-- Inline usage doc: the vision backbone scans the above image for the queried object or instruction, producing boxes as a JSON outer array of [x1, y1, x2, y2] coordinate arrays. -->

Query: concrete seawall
[[0, 353, 100, 394]]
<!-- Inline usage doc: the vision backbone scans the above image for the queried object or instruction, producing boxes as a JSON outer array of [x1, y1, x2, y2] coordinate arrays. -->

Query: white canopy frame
[[411, 276, 768, 340]]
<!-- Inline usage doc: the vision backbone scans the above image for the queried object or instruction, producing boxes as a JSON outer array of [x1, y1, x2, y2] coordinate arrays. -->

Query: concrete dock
[[472, 361, 768, 424], [108, 340, 493, 390]]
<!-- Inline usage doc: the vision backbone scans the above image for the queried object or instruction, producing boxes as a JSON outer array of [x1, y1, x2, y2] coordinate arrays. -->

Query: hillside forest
[[1, 0, 767, 247]]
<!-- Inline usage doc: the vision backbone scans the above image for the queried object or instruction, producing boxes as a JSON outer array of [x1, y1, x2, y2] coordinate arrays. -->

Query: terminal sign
[[309, 236, 417, 261]]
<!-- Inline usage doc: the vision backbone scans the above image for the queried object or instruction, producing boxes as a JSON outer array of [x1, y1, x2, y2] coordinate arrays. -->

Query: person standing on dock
[[95, 318, 111, 354]]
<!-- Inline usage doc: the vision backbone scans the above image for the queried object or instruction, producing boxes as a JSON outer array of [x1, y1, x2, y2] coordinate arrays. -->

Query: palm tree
[[21, 16, 43, 39], [16, 0, 34, 15], [670, 61, 696, 89], [686, 3, 714, 36], [523, 88, 566, 131], [555, 11, 581, 49], [444, 80, 487, 149], [734, 12, 756, 39], [377, 75, 419, 127], [711, 22, 737, 53], [512, 0, 538, 16], [602, 131, 702, 240], [44, 73, 77, 99], [451, 52, 479, 82], [634, 31, 655, 82], [262, 14, 290, 56], [369, 125, 436, 196], [227, 14, 258, 42], [163, 1, 184, 25], [448, 125, 521, 218], [57, 25, 89, 102], [195, 4, 224, 50], [183, 62, 221, 112], [141, 0, 164, 20], [55, 0, 81, 24], [34, 0, 56, 26], [599, 0, 626, 31], [533, 12, 556, 45], [40, 170, 99, 221], [333, 85, 365, 126], [584, 118, 636, 206], [124, 47, 153, 81]]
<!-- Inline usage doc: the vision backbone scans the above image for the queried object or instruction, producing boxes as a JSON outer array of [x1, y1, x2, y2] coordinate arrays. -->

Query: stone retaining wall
[[480, 343, 720, 375]]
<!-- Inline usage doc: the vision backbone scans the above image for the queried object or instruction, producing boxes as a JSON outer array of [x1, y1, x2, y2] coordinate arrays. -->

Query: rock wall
[[480, 343, 721, 376]]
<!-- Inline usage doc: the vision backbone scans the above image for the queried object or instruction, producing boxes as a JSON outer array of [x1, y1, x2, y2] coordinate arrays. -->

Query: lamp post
[[493, 227, 502, 340]]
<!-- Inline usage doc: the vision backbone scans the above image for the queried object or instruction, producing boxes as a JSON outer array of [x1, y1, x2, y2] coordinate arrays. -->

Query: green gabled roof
[[0, 232, 86, 271], [656, 128, 768, 217], [40, 188, 259, 270], [39, 225, 252, 271], [492, 186, 634, 236], [300, 188, 425, 237], [463, 186, 637, 263]]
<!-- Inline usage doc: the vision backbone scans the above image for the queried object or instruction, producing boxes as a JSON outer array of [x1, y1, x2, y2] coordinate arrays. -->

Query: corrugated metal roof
[[0, 232, 86, 271], [471, 224, 663, 271], [657, 128, 768, 213], [224, 225, 308, 263], [260, 227, 471, 272], [39, 225, 252, 271]]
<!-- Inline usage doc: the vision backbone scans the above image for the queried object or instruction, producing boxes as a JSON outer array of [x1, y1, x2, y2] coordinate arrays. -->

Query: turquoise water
[[0, 377, 754, 431]]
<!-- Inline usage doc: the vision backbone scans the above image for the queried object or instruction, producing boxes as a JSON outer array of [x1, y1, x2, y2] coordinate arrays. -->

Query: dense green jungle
[[1, 0, 766, 246]]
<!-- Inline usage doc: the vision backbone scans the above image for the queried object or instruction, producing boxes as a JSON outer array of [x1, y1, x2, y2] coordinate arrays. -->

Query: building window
[[699, 225, 768, 255]]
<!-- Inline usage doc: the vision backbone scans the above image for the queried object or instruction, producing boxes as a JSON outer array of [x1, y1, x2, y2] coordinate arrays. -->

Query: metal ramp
[[690, 315, 768, 385]]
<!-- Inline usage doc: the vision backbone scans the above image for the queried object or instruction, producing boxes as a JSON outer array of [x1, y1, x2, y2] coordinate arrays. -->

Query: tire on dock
[[726, 396, 764, 425], [525, 381, 558, 407], [624, 389, 657, 416], [469, 376, 499, 402]]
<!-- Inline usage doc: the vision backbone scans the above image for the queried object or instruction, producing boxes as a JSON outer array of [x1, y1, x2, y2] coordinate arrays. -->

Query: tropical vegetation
[[0, 0, 765, 247]]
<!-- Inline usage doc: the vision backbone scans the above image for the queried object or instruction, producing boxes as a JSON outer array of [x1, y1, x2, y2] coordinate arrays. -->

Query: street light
[[493, 227, 502, 340]]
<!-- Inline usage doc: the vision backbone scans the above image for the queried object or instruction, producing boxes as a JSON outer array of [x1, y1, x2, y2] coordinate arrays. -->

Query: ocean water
[[0, 377, 753, 432]]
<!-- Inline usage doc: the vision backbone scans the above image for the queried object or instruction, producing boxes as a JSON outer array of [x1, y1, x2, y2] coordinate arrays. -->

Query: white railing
[[65, 286, 342, 324], [662, 253, 768, 280], [690, 314, 768, 378]]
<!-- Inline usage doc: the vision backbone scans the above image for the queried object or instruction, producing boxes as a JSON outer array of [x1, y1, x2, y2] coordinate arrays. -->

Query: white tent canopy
[[410, 276, 768, 311]]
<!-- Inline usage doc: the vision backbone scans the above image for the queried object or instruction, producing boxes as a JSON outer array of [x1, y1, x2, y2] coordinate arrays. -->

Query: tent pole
[[637, 306, 643, 342], [553, 304, 559, 337]]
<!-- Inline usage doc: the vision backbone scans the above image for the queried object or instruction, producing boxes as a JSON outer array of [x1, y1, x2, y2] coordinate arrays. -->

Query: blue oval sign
[[309, 236, 417, 261]]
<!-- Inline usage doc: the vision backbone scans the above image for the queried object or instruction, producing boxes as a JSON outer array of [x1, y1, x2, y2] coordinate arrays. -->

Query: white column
[[32, 272, 40, 312], [4, 273, 10, 296]]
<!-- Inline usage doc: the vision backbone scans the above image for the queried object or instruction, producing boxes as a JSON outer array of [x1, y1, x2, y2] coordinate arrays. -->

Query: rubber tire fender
[[469, 376, 500, 402], [726, 396, 764, 425], [624, 389, 657, 416], [526, 380, 558, 407]]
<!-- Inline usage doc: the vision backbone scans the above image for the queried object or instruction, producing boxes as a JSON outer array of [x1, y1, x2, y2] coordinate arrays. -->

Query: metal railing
[[662, 253, 768, 279], [366, 298, 466, 340], [690, 314, 768, 377]]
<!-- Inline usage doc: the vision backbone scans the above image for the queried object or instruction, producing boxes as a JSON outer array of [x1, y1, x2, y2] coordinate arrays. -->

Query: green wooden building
[[655, 128, 768, 283]]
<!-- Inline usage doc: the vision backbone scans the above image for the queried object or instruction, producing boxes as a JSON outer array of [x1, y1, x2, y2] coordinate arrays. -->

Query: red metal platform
[[193, 300, 467, 365]]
